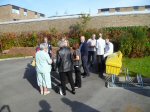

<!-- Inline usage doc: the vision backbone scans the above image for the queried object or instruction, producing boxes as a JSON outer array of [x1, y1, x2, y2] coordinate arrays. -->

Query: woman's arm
[[46, 53, 52, 64], [73, 55, 80, 61]]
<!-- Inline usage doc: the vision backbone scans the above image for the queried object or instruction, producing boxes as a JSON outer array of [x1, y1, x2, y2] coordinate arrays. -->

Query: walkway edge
[[0, 56, 33, 61]]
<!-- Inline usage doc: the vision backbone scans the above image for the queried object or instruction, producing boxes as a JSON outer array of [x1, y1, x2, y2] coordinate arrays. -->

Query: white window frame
[[115, 8, 120, 12], [35, 12, 38, 18], [12, 8, 20, 14], [24, 11, 27, 16], [133, 6, 139, 11]]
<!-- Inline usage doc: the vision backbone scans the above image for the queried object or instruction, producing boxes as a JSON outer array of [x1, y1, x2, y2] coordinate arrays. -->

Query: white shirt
[[87, 38, 96, 51], [104, 42, 114, 58], [96, 38, 105, 55]]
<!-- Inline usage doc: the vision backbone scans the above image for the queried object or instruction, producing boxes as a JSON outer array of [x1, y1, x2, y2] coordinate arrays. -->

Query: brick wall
[[0, 5, 12, 22], [0, 13, 150, 33]]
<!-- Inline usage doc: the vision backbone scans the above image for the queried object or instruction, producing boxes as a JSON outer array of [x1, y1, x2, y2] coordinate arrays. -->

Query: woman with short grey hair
[[35, 43, 52, 95], [56, 40, 75, 96]]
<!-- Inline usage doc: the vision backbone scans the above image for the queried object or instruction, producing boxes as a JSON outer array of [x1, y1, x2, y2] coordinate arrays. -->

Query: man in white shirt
[[96, 33, 105, 78], [104, 38, 114, 58], [87, 34, 96, 67]]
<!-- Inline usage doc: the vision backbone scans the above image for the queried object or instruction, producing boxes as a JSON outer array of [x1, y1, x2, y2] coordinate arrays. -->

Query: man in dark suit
[[44, 37, 56, 71], [80, 36, 90, 78]]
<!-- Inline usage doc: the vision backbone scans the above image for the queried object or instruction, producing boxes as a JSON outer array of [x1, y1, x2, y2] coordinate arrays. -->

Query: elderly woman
[[57, 36, 69, 47], [56, 40, 75, 96], [35, 43, 52, 95]]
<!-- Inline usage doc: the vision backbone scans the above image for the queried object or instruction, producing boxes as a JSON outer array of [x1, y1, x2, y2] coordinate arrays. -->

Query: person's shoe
[[81, 73, 85, 76], [75, 86, 79, 89], [82, 75, 87, 78], [44, 91, 50, 95], [40, 91, 43, 95], [59, 87, 66, 96], [72, 90, 76, 95], [59, 87, 63, 95]]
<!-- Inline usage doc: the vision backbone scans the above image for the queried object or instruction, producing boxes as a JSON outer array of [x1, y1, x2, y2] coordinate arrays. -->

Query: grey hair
[[58, 40, 67, 48], [40, 43, 48, 50]]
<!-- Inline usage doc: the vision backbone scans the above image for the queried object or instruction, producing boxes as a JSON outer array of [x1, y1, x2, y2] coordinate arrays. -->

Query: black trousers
[[81, 56, 90, 76], [88, 51, 96, 65], [59, 71, 75, 94], [97, 55, 105, 76], [104, 56, 108, 72], [74, 66, 81, 87]]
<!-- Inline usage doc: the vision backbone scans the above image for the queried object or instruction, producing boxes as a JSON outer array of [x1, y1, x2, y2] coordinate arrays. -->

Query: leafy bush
[[129, 27, 148, 57], [68, 37, 80, 47], [0, 33, 16, 50], [119, 32, 133, 56], [0, 26, 149, 58]]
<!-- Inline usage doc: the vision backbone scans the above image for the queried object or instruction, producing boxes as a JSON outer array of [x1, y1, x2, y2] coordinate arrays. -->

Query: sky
[[0, 0, 150, 17]]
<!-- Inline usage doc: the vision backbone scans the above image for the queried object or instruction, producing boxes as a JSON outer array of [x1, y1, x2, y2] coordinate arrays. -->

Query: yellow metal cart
[[105, 51, 148, 88], [105, 51, 123, 87], [106, 51, 122, 76]]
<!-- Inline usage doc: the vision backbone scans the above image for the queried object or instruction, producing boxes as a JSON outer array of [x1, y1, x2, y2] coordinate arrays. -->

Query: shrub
[[68, 37, 80, 47], [0, 26, 149, 58], [0, 33, 16, 50], [129, 27, 148, 57], [119, 32, 133, 56]]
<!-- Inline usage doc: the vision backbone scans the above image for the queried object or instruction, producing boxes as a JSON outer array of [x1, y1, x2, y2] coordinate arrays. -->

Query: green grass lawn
[[123, 56, 150, 78]]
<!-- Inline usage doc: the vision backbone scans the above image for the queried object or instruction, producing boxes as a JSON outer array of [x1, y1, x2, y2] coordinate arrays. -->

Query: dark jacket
[[48, 43, 52, 57], [80, 41, 88, 57], [56, 47, 73, 72], [73, 49, 82, 66]]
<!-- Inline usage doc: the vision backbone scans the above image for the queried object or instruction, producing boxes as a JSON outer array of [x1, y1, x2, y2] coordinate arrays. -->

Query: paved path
[[0, 58, 150, 112]]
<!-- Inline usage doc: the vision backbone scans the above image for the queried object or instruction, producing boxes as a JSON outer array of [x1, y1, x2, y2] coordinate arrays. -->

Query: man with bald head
[[80, 36, 90, 78]]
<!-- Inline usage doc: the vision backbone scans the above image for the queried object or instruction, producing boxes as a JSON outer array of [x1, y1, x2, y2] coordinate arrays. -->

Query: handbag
[[31, 59, 36, 67]]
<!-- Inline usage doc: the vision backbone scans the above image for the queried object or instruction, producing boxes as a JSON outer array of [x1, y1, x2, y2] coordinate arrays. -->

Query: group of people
[[35, 33, 114, 96]]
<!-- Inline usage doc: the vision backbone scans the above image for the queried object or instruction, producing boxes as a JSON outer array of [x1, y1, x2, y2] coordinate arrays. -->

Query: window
[[40, 14, 45, 18], [24, 9, 27, 16], [133, 6, 139, 11], [101, 8, 109, 13], [115, 8, 120, 12], [35, 12, 38, 17], [145, 5, 150, 10], [12, 6, 20, 14]]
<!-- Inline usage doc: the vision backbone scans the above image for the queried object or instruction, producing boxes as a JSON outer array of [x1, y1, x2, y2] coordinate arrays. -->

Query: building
[[98, 5, 150, 14], [0, 4, 45, 22]]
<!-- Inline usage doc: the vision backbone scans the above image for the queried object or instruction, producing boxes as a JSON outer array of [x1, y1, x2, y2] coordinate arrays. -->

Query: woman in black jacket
[[56, 40, 75, 96]]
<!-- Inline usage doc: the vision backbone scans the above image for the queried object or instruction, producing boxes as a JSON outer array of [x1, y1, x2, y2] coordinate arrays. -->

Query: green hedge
[[0, 26, 150, 58]]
